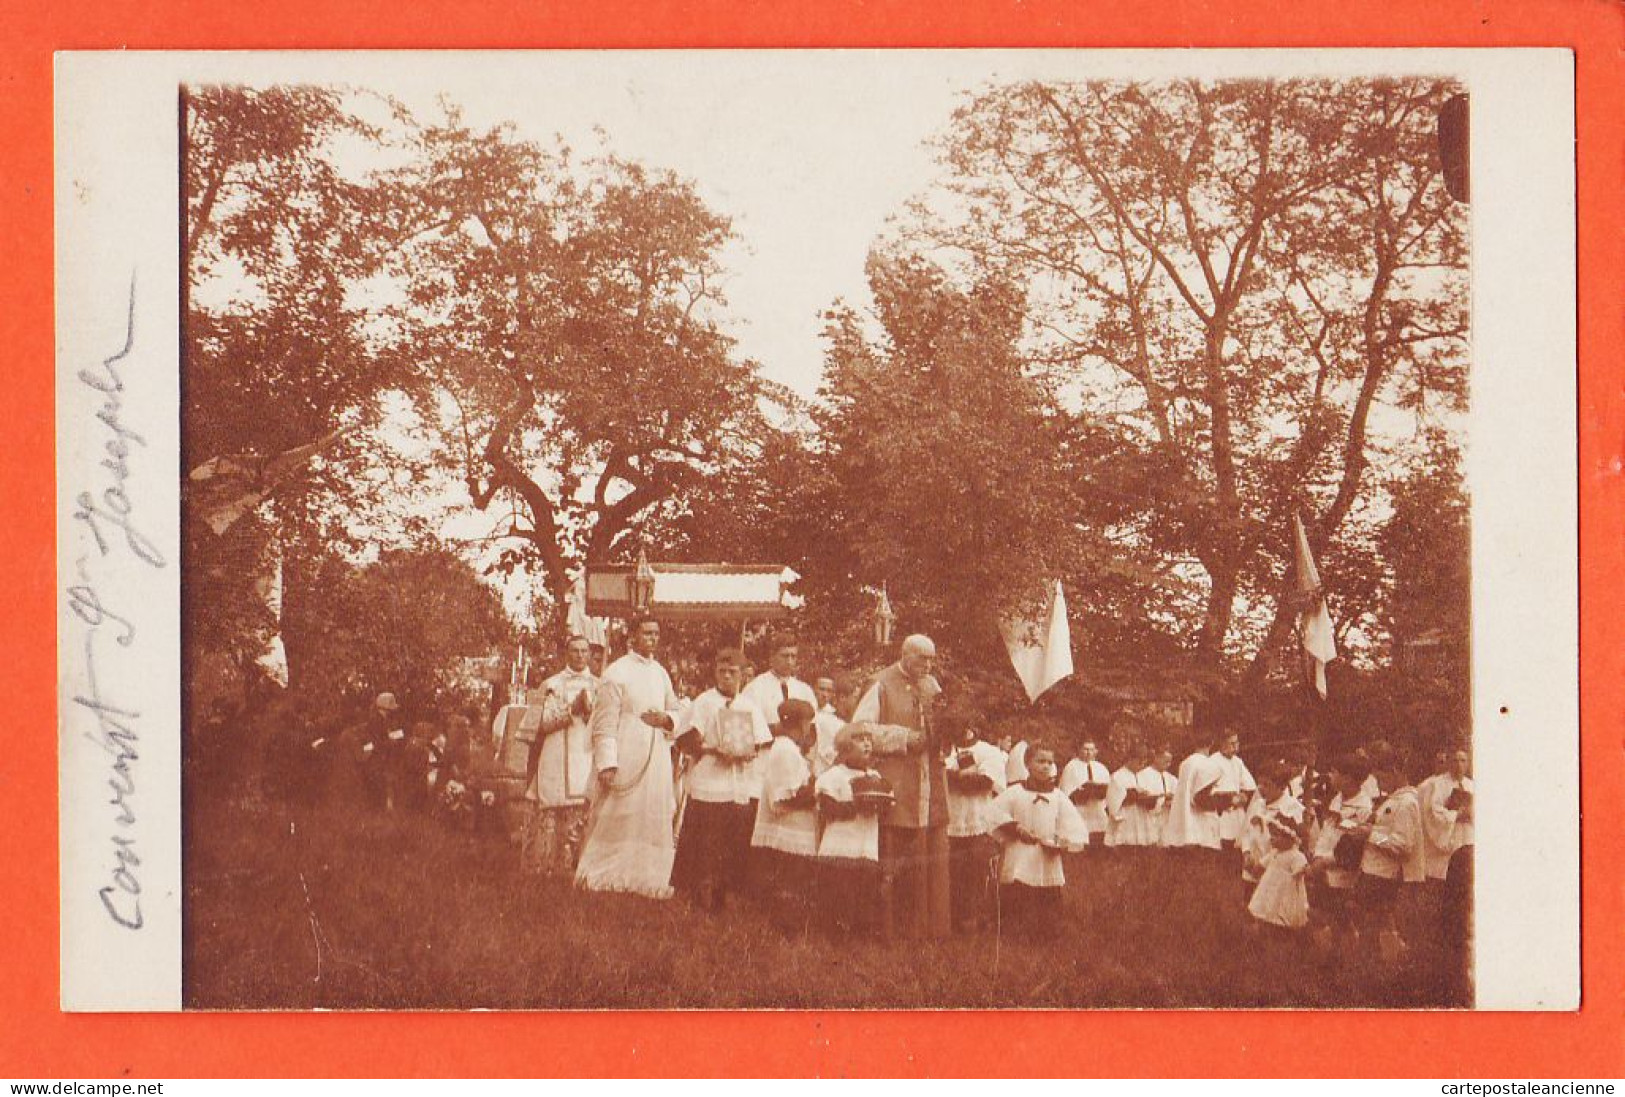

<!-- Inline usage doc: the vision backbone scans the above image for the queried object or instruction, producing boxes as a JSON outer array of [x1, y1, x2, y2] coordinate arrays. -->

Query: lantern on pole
[[632, 547, 657, 614], [872, 584, 896, 648]]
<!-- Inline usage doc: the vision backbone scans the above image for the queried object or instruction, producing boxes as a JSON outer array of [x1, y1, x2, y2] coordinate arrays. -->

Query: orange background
[[3, 0, 1621, 1078]]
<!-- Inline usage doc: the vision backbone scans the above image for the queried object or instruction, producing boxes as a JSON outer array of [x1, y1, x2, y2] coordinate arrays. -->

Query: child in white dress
[[815, 724, 887, 934], [750, 699, 820, 927], [989, 746, 1088, 934], [1247, 821, 1310, 931], [944, 714, 1007, 933]]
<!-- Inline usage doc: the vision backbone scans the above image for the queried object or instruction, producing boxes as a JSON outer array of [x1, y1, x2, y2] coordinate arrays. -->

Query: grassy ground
[[184, 787, 1470, 1010]]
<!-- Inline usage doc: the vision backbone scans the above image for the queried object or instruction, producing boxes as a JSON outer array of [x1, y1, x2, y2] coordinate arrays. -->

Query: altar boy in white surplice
[[1419, 746, 1474, 885], [1105, 742, 1155, 848], [989, 746, 1088, 935], [943, 713, 1007, 933], [671, 648, 773, 910], [1059, 737, 1111, 847], [1211, 732, 1258, 850], [1421, 744, 1474, 967], [574, 615, 683, 900], [750, 698, 820, 927]]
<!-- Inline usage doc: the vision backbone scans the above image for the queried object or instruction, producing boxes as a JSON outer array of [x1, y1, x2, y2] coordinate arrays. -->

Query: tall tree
[[280, 546, 514, 713], [798, 251, 1095, 674], [184, 84, 401, 483], [1380, 436, 1471, 657], [386, 116, 770, 629], [182, 85, 412, 707]]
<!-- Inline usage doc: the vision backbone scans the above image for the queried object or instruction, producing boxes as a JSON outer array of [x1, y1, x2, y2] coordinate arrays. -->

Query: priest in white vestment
[[519, 635, 600, 876], [574, 616, 683, 899]]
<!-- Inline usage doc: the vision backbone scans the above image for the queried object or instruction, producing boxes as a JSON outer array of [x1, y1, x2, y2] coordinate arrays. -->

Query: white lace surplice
[[751, 736, 818, 857], [574, 654, 680, 899]]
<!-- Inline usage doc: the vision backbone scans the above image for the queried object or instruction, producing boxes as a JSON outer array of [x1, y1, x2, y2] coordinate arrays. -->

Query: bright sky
[[369, 53, 993, 396], [198, 48, 1479, 397], [324, 55, 1016, 612]]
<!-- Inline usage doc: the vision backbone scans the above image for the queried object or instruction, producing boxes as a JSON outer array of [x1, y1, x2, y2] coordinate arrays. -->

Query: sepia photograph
[[170, 57, 1485, 1011]]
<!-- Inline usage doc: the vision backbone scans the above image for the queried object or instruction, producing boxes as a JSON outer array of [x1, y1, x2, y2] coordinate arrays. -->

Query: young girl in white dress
[[815, 724, 887, 934], [750, 698, 820, 927], [1247, 820, 1311, 932]]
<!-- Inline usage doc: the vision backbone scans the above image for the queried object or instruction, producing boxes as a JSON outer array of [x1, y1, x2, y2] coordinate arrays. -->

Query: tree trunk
[[1194, 316, 1241, 670]]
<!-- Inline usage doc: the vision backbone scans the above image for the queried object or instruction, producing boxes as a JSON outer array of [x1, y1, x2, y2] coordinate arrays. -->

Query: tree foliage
[[280, 546, 513, 713], [914, 77, 1469, 692], [1382, 441, 1469, 646], [182, 85, 413, 713], [384, 116, 773, 626], [179, 79, 1473, 728], [183, 84, 402, 477], [794, 253, 1090, 669]]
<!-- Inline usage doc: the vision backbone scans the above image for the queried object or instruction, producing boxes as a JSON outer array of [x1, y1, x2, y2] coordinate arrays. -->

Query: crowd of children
[[267, 639, 1473, 963], [669, 679, 1083, 938], [641, 646, 1475, 956]]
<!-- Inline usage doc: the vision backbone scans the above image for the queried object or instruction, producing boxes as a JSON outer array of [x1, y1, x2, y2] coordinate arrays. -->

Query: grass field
[[184, 786, 1470, 1010]]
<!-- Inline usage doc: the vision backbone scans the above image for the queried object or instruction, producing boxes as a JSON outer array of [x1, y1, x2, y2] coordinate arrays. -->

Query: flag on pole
[[188, 423, 358, 536], [251, 533, 289, 688], [1000, 579, 1075, 703], [1293, 513, 1338, 699]]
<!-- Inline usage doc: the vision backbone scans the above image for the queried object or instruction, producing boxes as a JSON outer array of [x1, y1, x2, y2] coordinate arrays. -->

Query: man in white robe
[[1419, 746, 1474, 882], [1142, 746, 1178, 847], [743, 632, 818, 720], [1060, 737, 1112, 847], [519, 635, 599, 876], [1105, 743, 1154, 848], [1421, 743, 1474, 985], [574, 616, 683, 899]]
